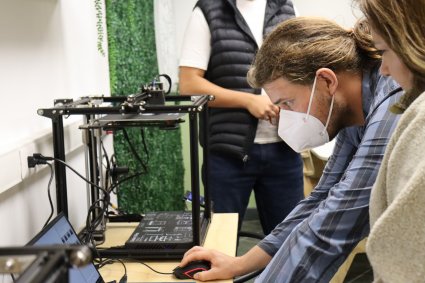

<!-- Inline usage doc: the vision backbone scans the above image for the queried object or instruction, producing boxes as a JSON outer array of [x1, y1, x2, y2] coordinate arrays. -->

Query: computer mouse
[[173, 260, 211, 279]]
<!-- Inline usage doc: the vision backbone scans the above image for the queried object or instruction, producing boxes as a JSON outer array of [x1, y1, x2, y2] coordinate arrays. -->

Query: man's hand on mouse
[[180, 246, 241, 281]]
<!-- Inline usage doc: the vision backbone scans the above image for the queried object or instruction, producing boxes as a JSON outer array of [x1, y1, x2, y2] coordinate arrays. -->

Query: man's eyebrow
[[273, 98, 282, 105]]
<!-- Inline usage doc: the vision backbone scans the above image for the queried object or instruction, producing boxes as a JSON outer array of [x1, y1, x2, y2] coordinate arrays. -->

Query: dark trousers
[[208, 142, 304, 235]]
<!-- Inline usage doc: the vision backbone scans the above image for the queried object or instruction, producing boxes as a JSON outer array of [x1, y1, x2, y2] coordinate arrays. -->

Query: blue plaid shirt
[[256, 68, 403, 283]]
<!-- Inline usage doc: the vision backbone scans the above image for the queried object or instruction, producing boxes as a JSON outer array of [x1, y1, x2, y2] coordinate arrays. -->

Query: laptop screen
[[27, 213, 103, 283]]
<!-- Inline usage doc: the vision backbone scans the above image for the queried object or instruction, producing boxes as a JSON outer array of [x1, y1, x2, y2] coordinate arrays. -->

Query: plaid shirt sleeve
[[255, 77, 402, 283]]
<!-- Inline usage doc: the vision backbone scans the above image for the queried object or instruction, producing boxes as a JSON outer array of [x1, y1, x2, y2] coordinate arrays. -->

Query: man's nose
[[379, 61, 390, 77]]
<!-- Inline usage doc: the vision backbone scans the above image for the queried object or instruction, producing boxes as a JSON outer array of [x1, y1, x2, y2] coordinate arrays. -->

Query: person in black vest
[[179, 0, 304, 234]]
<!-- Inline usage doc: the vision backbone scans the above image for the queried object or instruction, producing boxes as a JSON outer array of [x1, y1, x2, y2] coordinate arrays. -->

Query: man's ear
[[315, 68, 338, 97]]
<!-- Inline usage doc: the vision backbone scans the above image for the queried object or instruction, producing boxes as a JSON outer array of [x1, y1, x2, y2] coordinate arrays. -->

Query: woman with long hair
[[357, 0, 425, 282]]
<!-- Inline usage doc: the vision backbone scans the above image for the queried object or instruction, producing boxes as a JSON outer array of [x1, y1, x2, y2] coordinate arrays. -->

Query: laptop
[[27, 213, 104, 283]]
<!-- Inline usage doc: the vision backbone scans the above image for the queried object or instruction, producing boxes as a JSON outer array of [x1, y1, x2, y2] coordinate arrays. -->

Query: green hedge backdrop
[[105, 0, 184, 212]]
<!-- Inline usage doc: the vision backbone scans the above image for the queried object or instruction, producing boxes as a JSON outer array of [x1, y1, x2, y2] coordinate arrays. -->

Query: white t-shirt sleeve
[[294, 5, 299, 17], [179, 7, 211, 70]]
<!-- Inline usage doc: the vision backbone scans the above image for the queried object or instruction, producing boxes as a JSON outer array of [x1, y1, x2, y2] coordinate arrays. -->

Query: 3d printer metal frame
[[0, 245, 92, 283], [0, 245, 93, 283], [37, 94, 213, 247]]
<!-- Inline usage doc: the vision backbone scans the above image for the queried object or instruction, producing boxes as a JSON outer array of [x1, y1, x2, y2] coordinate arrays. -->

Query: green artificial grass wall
[[105, 0, 184, 213]]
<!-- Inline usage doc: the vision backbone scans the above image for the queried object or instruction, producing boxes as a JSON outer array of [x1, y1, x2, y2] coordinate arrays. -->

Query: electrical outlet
[[19, 142, 38, 179]]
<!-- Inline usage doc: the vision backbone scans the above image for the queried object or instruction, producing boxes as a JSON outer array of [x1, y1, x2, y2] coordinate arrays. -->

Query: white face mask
[[278, 76, 335, 153]]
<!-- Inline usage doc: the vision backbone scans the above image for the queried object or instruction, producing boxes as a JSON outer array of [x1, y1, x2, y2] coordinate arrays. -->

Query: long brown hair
[[358, 0, 425, 95], [248, 17, 380, 87]]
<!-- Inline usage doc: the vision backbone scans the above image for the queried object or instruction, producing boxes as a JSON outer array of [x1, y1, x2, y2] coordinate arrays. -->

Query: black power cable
[[122, 128, 147, 173], [137, 261, 173, 275], [97, 258, 127, 283], [140, 128, 149, 162], [28, 154, 110, 251], [30, 154, 108, 195], [108, 128, 149, 194], [42, 163, 55, 228], [101, 138, 112, 191], [30, 125, 151, 254]]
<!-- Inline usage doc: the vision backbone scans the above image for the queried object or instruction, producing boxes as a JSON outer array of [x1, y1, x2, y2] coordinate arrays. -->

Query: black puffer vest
[[196, 0, 295, 161]]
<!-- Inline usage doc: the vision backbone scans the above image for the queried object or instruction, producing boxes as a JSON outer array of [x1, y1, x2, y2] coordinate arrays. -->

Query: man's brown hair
[[248, 17, 380, 87]]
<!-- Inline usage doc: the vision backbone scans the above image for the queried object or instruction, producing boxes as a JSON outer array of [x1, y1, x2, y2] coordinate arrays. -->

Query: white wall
[[294, 0, 361, 27], [0, 0, 111, 253]]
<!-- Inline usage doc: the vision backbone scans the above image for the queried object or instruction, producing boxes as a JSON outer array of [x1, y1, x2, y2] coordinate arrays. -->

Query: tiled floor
[[237, 210, 373, 283]]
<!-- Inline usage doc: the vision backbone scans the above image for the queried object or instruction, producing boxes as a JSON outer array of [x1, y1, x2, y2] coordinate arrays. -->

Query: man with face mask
[[277, 75, 335, 152], [177, 17, 403, 283]]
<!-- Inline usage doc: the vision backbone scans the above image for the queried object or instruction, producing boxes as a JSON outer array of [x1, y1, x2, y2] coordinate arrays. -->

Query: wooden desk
[[99, 213, 238, 283]]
